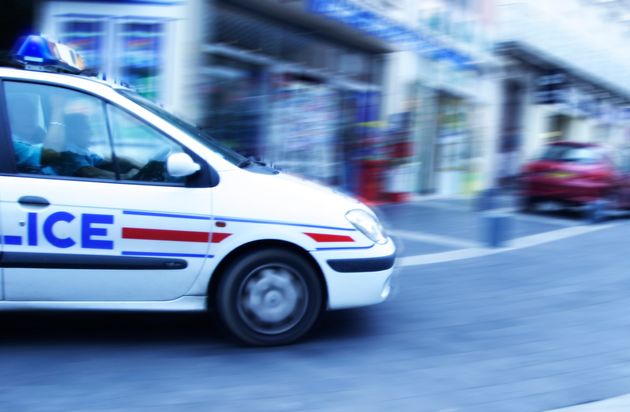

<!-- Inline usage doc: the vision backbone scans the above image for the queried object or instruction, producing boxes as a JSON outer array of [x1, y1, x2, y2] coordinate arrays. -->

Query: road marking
[[398, 201, 579, 228], [410, 201, 470, 212], [390, 229, 478, 249], [512, 212, 579, 227], [547, 393, 630, 411], [484, 208, 581, 227], [399, 247, 496, 267], [399, 223, 615, 267], [410, 194, 470, 202], [509, 224, 613, 248]]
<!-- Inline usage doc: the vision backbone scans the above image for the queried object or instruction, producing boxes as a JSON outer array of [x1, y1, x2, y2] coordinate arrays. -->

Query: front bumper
[[310, 238, 396, 310], [523, 177, 610, 204], [327, 254, 395, 273]]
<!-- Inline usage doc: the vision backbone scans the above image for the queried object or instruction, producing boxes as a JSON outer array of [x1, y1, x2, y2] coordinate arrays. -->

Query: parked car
[[520, 141, 630, 216]]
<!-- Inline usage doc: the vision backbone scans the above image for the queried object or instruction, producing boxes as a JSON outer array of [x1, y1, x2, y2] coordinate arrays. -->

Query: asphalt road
[[1, 202, 630, 412]]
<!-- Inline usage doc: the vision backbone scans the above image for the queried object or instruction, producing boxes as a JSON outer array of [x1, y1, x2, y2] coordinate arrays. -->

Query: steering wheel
[[126, 148, 177, 182], [128, 160, 166, 182]]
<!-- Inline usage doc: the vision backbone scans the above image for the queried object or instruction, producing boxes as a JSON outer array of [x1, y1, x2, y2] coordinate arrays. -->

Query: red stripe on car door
[[304, 233, 354, 242], [122, 228, 232, 243], [211, 232, 232, 243], [122, 228, 210, 243]]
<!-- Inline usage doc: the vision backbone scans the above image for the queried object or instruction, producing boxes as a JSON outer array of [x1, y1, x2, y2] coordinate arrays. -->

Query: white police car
[[0, 36, 396, 345]]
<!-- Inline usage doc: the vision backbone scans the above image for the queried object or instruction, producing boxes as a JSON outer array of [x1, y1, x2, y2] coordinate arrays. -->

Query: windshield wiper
[[239, 156, 269, 168], [238, 158, 253, 168], [238, 157, 281, 173]]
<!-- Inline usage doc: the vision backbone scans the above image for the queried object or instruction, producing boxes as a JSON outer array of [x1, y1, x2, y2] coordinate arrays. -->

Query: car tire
[[585, 198, 610, 223], [216, 248, 323, 346], [519, 196, 537, 213]]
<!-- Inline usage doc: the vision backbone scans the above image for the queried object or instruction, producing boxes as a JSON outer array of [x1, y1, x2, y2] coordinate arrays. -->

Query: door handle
[[18, 196, 50, 207]]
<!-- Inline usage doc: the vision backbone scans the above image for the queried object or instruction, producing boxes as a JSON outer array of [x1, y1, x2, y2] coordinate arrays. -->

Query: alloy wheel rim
[[237, 263, 308, 335]]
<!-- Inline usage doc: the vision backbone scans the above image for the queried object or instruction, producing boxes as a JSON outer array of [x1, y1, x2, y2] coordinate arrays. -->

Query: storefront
[[409, 0, 496, 196], [200, 1, 386, 188], [406, 54, 489, 196], [39, 0, 396, 193], [39, 0, 494, 198]]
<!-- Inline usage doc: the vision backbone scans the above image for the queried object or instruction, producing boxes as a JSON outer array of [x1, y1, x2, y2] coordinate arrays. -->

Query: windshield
[[540, 145, 603, 164], [118, 90, 247, 166]]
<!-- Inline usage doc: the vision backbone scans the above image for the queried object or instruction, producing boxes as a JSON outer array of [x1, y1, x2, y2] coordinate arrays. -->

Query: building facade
[[38, 0, 630, 198], [39, 0, 396, 194], [494, 0, 630, 186], [37, 0, 503, 199], [407, 0, 499, 196]]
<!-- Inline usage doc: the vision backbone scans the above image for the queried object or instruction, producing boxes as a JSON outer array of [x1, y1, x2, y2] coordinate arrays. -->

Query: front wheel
[[216, 248, 323, 346], [519, 196, 537, 213], [584, 192, 619, 223]]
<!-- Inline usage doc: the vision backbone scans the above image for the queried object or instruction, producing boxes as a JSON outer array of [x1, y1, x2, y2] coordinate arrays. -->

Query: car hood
[[212, 169, 372, 231]]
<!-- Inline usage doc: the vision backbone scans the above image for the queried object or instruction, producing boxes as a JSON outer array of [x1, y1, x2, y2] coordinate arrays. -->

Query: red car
[[520, 141, 630, 213]]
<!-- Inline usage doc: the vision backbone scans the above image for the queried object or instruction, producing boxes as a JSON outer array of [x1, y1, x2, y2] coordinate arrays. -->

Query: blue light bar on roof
[[12, 34, 85, 74]]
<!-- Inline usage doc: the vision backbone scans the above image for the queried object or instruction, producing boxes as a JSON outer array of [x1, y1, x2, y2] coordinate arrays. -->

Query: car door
[[0, 188, 3, 300], [0, 79, 213, 302], [0, 118, 9, 301]]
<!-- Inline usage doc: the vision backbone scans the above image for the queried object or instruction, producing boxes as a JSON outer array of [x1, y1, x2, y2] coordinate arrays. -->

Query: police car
[[0, 35, 396, 345]]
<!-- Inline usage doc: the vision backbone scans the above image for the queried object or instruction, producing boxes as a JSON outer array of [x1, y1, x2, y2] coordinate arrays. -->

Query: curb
[[547, 394, 630, 411]]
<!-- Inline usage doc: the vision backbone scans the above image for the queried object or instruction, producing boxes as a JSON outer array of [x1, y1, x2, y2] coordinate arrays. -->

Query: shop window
[[547, 115, 570, 142], [55, 17, 166, 101], [266, 76, 339, 184], [58, 18, 106, 72], [201, 55, 263, 158], [117, 21, 164, 101], [436, 95, 470, 172]]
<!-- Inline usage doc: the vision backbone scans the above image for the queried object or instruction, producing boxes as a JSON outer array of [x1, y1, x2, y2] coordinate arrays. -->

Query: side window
[[107, 104, 184, 184], [4, 81, 113, 179]]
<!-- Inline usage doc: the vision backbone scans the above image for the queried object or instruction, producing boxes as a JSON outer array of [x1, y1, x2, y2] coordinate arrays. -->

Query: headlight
[[345, 209, 388, 245]]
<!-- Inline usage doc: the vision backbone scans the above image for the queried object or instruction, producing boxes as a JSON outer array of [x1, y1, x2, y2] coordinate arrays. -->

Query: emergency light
[[12, 34, 85, 74]]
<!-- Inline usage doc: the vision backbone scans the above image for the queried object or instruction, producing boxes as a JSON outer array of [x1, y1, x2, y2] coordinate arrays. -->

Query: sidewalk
[[376, 193, 587, 260]]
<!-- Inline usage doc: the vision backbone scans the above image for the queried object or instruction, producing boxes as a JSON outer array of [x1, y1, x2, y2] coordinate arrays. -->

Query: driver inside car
[[50, 113, 139, 179], [9, 95, 65, 175]]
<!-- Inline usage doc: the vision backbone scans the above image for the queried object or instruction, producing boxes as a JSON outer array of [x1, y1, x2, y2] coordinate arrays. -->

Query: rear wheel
[[216, 248, 323, 346]]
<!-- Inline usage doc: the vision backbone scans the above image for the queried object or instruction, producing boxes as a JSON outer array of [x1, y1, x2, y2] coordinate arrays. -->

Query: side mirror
[[166, 152, 201, 177]]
